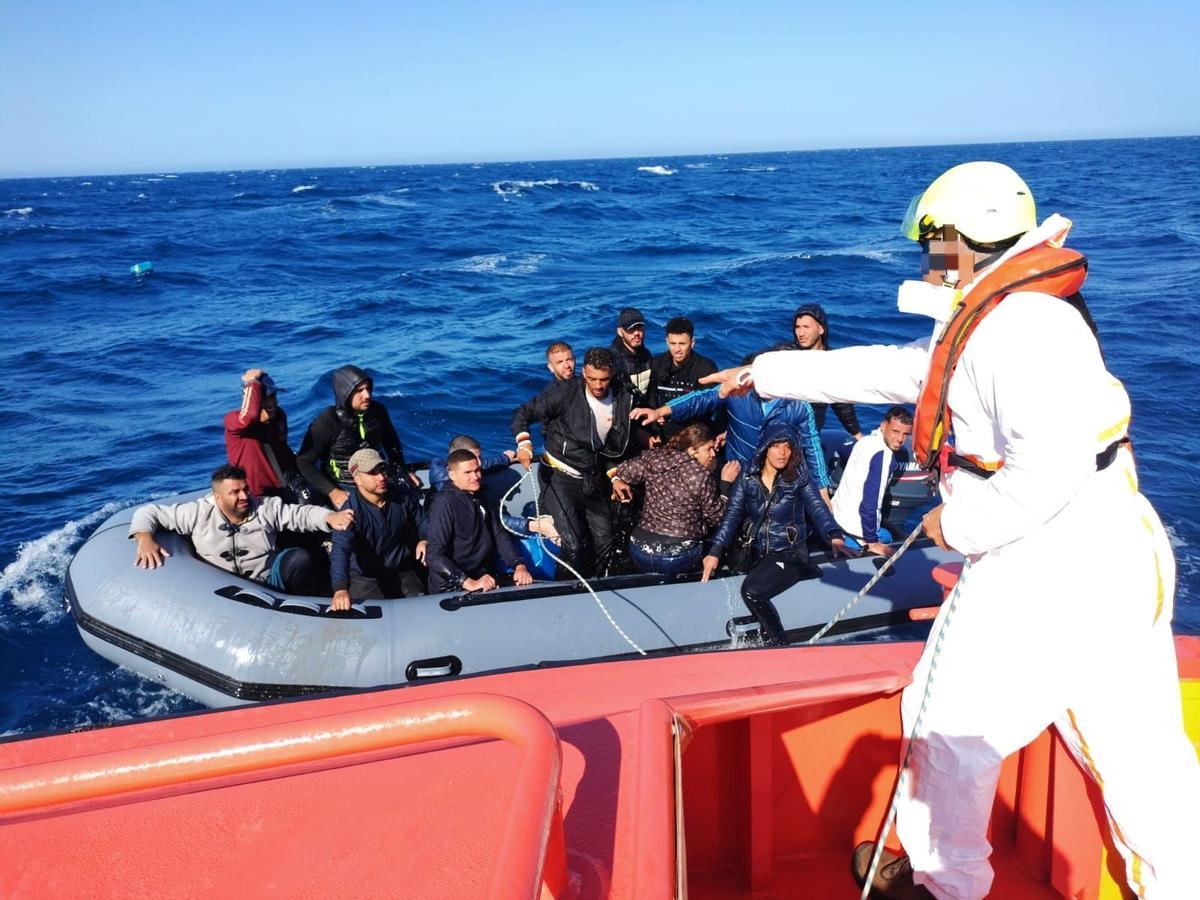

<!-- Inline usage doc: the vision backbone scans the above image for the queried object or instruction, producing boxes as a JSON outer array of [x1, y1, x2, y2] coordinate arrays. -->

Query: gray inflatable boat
[[65, 464, 954, 709]]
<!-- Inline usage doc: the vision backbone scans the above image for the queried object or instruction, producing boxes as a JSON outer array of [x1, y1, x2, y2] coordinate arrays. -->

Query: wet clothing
[[329, 485, 427, 597], [224, 379, 298, 497], [610, 336, 653, 406], [129, 494, 330, 585], [752, 214, 1200, 899], [615, 447, 729, 540], [829, 427, 908, 543], [709, 422, 842, 563], [666, 387, 831, 489], [296, 365, 408, 504], [426, 485, 524, 593], [628, 533, 704, 575]]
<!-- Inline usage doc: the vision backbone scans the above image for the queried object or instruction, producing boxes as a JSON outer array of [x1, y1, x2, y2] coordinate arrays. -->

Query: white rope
[[499, 467, 647, 656], [857, 559, 964, 899], [805, 524, 925, 645]]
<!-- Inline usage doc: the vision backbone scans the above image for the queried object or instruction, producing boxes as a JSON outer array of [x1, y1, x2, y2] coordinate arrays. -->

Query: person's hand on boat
[[463, 574, 497, 592], [720, 460, 741, 483], [325, 509, 354, 531], [830, 538, 856, 559], [516, 445, 534, 470], [328, 488, 350, 509], [700, 554, 720, 583], [922, 504, 948, 550], [864, 540, 894, 558], [330, 589, 352, 612], [415, 540, 427, 563], [699, 366, 755, 399], [512, 564, 534, 587], [132, 532, 170, 569], [611, 477, 633, 503]]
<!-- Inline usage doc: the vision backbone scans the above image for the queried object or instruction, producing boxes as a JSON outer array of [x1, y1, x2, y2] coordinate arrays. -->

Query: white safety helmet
[[901, 161, 1037, 248]]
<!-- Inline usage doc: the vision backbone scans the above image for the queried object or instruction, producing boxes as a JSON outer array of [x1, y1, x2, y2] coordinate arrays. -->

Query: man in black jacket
[[426, 450, 532, 593], [610, 307, 653, 407], [297, 365, 414, 509], [649, 316, 719, 437], [512, 347, 634, 577], [775, 304, 863, 439], [330, 449, 427, 610]]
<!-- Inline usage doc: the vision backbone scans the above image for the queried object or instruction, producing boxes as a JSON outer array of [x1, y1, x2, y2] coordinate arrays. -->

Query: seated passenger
[[632, 353, 833, 500], [224, 368, 306, 500], [702, 423, 848, 583], [610, 423, 739, 575], [296, 365, 416, 510], [426, 450, 533, 593], [429, 434, 560, 542], [130, 463, 352, 595], [830, 406, 913, 556], [330, 449, 428, 610]]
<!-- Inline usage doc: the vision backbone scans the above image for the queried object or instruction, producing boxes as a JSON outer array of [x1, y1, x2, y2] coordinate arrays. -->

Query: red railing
[[0, 692, 569, 900]]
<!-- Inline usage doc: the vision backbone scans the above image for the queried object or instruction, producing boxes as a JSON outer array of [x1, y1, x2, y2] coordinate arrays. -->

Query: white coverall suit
[[753, 216, 1200, 899]]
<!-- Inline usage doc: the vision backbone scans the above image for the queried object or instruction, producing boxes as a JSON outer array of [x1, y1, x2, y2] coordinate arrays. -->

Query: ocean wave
[[743, 165, 778, 172], [136, 193, 148, 200], [706, 245, 900, 274], [684, 163, 711, 169], [638, 165, 677, 176], [4, 207, 33, 216], [0, 502, 124, 625], [491, 179, 599, 199], [291, 184, 318, 194], [451, 252, 547, 276]]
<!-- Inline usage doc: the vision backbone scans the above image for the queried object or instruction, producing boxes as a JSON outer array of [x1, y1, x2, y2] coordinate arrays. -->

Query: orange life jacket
[[912, 244, 1089, 471]]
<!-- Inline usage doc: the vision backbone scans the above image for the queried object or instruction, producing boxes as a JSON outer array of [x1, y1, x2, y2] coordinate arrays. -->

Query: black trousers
[[350, 568, 425, 599], [540, 470, 615, 578], [739, 549, 821, 645]]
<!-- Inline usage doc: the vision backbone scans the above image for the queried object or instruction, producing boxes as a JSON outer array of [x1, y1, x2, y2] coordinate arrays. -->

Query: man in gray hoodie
[[130, 463, 353, 594]]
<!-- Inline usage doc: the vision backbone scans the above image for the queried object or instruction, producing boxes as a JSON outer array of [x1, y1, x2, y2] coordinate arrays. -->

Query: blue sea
[[2, 137, 1198, 737]]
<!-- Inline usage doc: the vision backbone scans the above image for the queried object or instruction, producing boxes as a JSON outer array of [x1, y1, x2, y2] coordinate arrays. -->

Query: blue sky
[[2, 0, 1197, 177]]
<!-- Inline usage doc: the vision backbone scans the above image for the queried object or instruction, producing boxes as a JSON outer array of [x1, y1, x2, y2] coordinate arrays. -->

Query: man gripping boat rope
[[702, 162, 1200, 899]]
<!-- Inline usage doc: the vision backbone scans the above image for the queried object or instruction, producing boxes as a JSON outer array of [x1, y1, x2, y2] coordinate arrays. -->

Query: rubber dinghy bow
[[499, 468, 647, 656]]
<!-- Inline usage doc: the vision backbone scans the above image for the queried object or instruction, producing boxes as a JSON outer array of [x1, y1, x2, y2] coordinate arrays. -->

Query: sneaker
[[851, 841, 934, 899]]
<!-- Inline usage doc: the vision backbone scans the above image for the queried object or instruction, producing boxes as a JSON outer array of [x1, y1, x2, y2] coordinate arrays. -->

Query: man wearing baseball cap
[[610, 306, 654, 407], [329, 448, 428, 610]]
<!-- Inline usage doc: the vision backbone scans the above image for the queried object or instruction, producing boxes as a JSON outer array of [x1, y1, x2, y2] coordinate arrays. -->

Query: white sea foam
[[233, 191, 247, 198], [80, 182, 92, 186], [146, 177, 164, 183], [136, 193, 148, 200], [707, 245, 898, 274], [163, 174, 178, 179], [684, 162, 711, 169], [0, 502, 125, 625], [491, 179, 599, 199], [743, 165, 778, 172], [292, 184, 317, 193], [4, 207, 33, 216], [361, 190, 414, 207], [638, 165, 676, 176], [453, 252, 547, 276]]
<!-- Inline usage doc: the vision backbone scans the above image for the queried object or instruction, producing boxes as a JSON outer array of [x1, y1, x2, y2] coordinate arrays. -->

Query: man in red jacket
[[224, 368, 304, 501]]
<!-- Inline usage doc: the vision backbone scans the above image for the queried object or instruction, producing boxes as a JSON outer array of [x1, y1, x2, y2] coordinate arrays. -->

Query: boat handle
[[415, 664, 453, 677]]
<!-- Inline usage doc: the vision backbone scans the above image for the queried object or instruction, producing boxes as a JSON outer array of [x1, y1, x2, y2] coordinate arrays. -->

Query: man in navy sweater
[[426, 450, 533, 593], [329, 449, 427, 610]]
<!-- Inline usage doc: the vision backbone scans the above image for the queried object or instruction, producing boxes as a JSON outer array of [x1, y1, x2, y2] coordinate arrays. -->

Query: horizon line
[[2, 131, 1196, 183]]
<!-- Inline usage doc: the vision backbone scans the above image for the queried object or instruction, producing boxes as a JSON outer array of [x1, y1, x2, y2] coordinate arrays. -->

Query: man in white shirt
[[830, 406, 912, 556]]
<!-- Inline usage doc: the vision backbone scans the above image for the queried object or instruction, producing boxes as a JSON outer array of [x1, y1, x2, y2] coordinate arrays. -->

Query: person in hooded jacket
[[296, 365, 413, 509], [224, 369, 304, 500], [610, 423, 740, 574], [701, 422, 847, 583]]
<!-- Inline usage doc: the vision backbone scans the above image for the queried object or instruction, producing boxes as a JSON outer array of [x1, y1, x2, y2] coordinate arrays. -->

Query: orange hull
[[3, 635, 1199, 898]]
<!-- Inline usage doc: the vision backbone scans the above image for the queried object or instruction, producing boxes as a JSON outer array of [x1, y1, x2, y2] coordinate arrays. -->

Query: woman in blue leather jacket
[[701, 421, 847, 581]]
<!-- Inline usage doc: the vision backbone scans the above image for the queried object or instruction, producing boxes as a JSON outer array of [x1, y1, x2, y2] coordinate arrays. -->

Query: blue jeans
[[628, 533, 704, 575]]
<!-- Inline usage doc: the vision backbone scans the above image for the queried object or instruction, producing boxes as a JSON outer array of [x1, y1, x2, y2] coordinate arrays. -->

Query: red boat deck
[[3, 638, 1199, 898]]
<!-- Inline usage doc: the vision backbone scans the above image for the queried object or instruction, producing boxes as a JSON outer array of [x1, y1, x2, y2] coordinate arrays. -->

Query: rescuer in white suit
[[703, 162, 1200, 899]]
